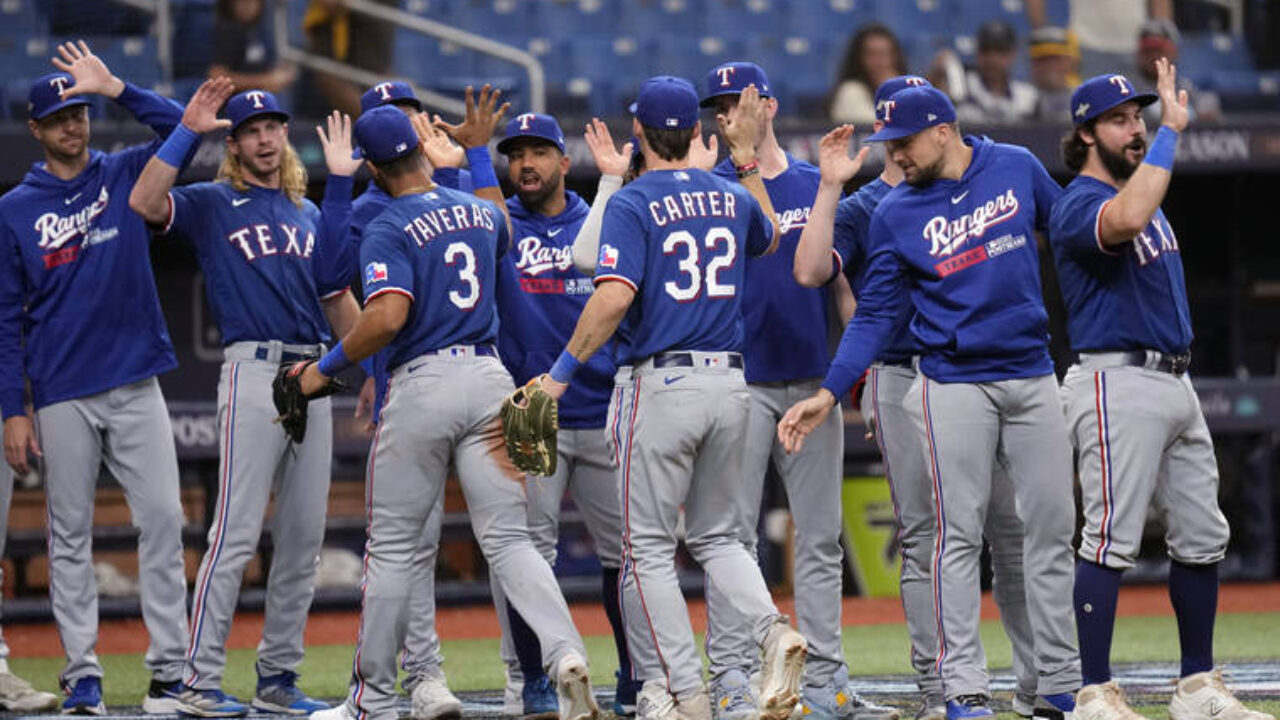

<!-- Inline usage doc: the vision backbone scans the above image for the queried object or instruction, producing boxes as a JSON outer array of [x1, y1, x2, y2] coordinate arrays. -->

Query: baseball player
[[129, 83, 361, 717], [1050, 62, 1269, 720], [535, 75, 806, 720], [697, 61, 895, 720], [295, 98, 597, 720], [778, 86, 1081, 720], [490, 111, 644, 718], [350, 80, 469, 720], [0, 41, 192, 715]]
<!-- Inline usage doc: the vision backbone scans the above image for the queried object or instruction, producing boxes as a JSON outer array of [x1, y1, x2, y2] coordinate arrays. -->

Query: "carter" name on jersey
[[403, 203, 496, 247], [227, 223, 316, 261], [648, 190, 737, 227]]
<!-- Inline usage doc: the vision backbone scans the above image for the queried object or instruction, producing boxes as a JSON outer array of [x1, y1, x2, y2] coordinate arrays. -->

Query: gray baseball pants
[[0, 425, 11, 663], [401, 496, 446, 690]]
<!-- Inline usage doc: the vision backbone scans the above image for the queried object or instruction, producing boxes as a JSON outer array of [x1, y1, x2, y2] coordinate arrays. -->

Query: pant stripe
[[921, 378, 949, 674], [619, 377, 669, 684], [185, 362, 240, 686], [611, 384, 636, 679], [350, 382, 390, 720], [1094, 372, 1115, 566], [610, 384, 625, 467], [871, 367, 919, 664]]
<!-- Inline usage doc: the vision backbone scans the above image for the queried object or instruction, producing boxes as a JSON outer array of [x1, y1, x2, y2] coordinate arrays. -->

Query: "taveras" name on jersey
[[402, 202, 496, 247]]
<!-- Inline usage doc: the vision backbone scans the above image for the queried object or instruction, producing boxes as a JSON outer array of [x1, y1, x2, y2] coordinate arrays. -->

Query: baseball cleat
[[614, 671, 645, 717], [411, 674, 463, 720], [61, 676, 106, 716], [636, 680, 678, 720], [505, 675, 526, 716], [142, 678, 186, 714], [253, 671, 329, 715], [1075, 682, 1143, 720], [554, 652, 599, 720], [676, 688, 713, 720], [913, 702, 946, 720], [1169, 670, 1275, 720], [711, 670, 756, 720], [758, 621, 807, 720], [176, 687, 249, 717], [308, 704, 358, 720], [0, 670, 59, 712], [945, 695, 993, 720], [799, 673, 900, 720], [523, 674, 560, 720]]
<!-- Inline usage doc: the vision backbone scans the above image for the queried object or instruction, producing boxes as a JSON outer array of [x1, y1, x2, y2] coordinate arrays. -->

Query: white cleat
[[1075, 682, 1144, 720], [758, 621, 807, 720], [554, 653, 599, 720], [676, 688, 713, 720], [308, 703, 357, 720], [0, 671, 59, 712], [637, 681, 679, 720], [1169, 670, 1275, 720], [412, 676, 463, 720]]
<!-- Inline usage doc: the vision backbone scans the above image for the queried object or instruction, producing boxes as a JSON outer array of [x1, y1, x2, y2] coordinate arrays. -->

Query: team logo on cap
[[245, 91, 267, 109], [881, 100, 897, 122], [373, 82, 395, 101], [517, 113, 536, 130], [49, 76, 70, 95], [1109, 75, 1132, 95], [715, 66, 736, 87]]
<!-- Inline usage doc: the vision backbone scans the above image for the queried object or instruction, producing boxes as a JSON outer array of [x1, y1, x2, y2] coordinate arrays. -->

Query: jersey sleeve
[[313, 175, 355, 298], [0, 222, 27, 418], [359, 219, 416, 304], [1026, 150, 1064, 234], [594, 194, 644, 291], [432, 166, 472, 192], [821, 211, 911, 398], [832, 194, 867, 283], [1049, 183, 1117, 259], [742, 188, 772, 258], [163, 183, 213, 240]]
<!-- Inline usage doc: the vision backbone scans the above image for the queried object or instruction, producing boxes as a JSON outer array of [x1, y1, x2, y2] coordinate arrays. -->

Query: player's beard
[[905, 155, 946, 188], [1096, 135, 1145, 181], [515, 166, 563, 212]]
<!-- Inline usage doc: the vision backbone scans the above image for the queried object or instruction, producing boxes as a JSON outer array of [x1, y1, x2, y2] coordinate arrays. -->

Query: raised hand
[[51, 40, 125, 99], [688, 132, 720, 172], [717, 83, 766, 163], [317, 110, 363, 176], [777, 390, 837, 454], [182, 76, 235, 134], [1154, 57, 1190, 132], [818, 125, 871, 186], [434, 84, 510, 149], [584, 118, 631, 176], [413, 113, 465, 169]]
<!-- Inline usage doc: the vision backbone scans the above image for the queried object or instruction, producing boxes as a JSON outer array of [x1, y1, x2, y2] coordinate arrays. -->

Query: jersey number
[[445, 242, 479, 310], [662, 228, 737, 302]]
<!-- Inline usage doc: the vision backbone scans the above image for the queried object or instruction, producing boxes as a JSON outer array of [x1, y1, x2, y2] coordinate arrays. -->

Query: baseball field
[[4, 584, 1278, 719]]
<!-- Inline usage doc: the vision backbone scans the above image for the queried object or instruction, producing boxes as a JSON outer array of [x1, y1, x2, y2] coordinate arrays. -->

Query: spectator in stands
[[826, 23, 908, 125], [955, 20, 1039, 125], [303, 0, 397, 117], [209, 0, 296, 94], [1029, 26, 1081, 121], [1132, 19, 1222, 123], [1027, 0, 1173, 77]]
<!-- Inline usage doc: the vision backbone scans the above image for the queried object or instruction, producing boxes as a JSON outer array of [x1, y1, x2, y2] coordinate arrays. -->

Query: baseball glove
[[499, 378, 559, 476], [272, 361, 347, 443]]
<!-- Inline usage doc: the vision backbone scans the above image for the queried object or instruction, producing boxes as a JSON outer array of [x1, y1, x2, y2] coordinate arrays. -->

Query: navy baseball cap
[[866, 86, 957, 142], [630, 76, 699, 130], [361, 80, 422, 114], [497, 113, 566, 155], [1070, 73, 1158, 125], [353, 105, 418, 164], [28, 72, 92, 120], [699, 61, 773, 107], [227, 90, 289, 133], [874, 75, 931, 122]]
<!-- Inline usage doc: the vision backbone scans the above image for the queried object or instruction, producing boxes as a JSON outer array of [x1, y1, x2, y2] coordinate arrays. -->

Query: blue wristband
[[549, 350, 582, 384], [359, 357, 375, 376], [1144, 126, 1177, 171], [465, 146, 499, 189], [156, 124, 200, 169], [317, 341, 354, 377]]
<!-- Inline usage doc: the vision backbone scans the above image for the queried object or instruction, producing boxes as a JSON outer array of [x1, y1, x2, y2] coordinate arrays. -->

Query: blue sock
[[1169, 560, 1217, 677], [601, 567, 636, 682], [507, 604, 545, 681], [1075, 560, 1123, 686]]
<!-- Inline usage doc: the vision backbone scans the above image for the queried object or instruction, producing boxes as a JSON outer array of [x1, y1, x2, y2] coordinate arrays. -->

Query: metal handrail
[[273, 0, 546, 117]]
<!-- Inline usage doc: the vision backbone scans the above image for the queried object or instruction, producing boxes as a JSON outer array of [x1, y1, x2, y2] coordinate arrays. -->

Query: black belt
[[425, 344, 497, 357], [653, 352, 743, 369], [878, 357, 914, 369], [1101, 350, 1191, 376], [254, 346, 320, 363]]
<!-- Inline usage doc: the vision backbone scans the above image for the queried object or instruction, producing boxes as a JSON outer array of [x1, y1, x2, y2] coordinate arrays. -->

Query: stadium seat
[[450, 0, 535, 37], [566, 35, 651, 116], [0, 0, 42, 32], [47, 0, 151, 35], [784, 0, 873, 43], [949, 0, 1031, 41], [1180, 32, 1255, 87], [706, 0, 786, 38], [617, 0, 706, 39], [531, 0, 621, 37], [872, 0, 951, 38], [171, 0, 215, 79]]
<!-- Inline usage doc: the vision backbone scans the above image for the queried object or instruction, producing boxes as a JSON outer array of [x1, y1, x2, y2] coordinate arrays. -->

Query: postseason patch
[[365, 261, 389, 285]]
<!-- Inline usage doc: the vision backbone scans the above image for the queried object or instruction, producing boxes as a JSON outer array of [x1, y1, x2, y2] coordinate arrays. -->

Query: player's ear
[[559, 151, 570, 174], [26, 118, 39, 141], [366, 160, 381, 183]]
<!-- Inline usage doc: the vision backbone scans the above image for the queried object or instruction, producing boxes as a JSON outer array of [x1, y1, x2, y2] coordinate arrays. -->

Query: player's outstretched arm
[[434, 85, 512, 233], [0, 228, 40, 476], [299, 292, 410, 395], [55, 40, 187, 139], [778, 389, 839, 454], [129, 77, 235, 225], [419, 113, 465, 170], [1097, 57, 1188, 246], [717, 84, 780, 254], [795, 125, 869, 286], [539, 280, 635, 400], [573, 119, 629, 273]]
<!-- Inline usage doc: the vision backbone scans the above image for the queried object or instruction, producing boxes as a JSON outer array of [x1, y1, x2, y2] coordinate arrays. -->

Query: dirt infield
[[8, 582, 1279, 659]]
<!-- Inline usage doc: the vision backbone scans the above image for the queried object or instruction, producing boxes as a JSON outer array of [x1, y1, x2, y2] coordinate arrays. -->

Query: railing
[[272, 0, 547, 118]]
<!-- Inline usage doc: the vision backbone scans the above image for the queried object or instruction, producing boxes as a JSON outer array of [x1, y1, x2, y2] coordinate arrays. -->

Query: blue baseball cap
[[874, 75, 931, 121], [28, 72, 92, 120], [700, 61, 773, 107], [630, 76, 699, 130], [361, 80, 422, 114], [1070, 73, 1158, 125], [227, 90, 289, 134], [497, 113, 566, 155], [353, 105, 419, 164], [865, 86, 957, 142]]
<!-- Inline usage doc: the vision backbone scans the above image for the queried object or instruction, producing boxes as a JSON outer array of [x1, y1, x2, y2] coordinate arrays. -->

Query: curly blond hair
[[216, 140, 308, 207]]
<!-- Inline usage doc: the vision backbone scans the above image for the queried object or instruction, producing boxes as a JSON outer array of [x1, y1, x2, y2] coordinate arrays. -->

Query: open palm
[[51, 40, 122, 98]]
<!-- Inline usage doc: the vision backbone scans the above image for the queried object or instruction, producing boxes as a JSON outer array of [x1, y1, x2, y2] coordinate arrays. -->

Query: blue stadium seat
[[171, 0, 214, 79], [566, 35, 651, 116], [705, 0, 786, 38], [530, 0, 621, 37], [751, 35, 831, 114], [617, 0, 706, 39], [450, 0, 534, 37], [0, 0, 42, 31], [652, 34, 743, 79], [1206, 70, 1280, 113], [396, 30, 476, 86], [784, 0, 873, 42], [872, 0, 950, 37], [949, 0, 1031, 41], [401, 0, 464, 26], [1179, 32, 1254, 86]]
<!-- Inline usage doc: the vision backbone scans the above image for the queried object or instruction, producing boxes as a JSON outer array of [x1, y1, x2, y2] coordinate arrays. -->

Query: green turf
[[8, 612, 1278, 709]]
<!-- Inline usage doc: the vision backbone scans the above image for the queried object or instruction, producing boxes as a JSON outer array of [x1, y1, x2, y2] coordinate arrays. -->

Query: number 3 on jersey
[[445, 241, 479, 310], [663, 227, 737, 302]]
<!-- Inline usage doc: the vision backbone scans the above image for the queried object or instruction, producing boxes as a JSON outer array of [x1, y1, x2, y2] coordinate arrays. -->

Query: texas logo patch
[[365, 261, 389, 285], [599, 244, 619, 270]]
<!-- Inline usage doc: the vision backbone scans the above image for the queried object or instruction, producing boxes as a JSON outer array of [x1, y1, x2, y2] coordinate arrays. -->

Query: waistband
[[224, 341, 326, 364], [875, 356, 916, 369], [1078, 350, 1191, 377], [391, 344, 499, 378], [635, 351, 743, 372]]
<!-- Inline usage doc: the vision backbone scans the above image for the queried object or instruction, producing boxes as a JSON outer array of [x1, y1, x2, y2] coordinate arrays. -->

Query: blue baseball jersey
[[832, 177, 919, 362], [359, 186, 509, 370], [713, 155, 831, 383], [1049, 175, 1192, 354], [165, 176, 353, 345], [595, 168, 772, 365], [0, 84, 183, 418], [823, 137, 1062, 398], [497, 192, 616, 429]]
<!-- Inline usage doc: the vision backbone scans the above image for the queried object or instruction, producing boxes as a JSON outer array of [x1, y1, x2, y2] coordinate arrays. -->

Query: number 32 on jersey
[[663, 227, 737, 302]]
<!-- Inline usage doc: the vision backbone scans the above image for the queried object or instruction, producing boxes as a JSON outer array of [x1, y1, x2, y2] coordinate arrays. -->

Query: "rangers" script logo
[[777, 206, 809, 234], [35, 186, 109, 249], [922, 188, 1019, 257], [516, 235, 574, 276]]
